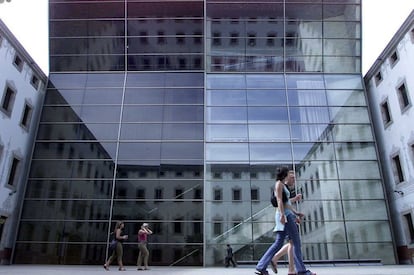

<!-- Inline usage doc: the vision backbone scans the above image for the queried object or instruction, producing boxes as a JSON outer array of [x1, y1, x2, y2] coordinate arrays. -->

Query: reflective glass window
[[50, 37, 124, 55], [330, 107, 370, 123], [50, 20, 125, 37], [248, 124, 291, 142], [331, 124, 374, 142], [248, 107, 289, 123], [336, 160, 380, 180], [326, 89, 366, 106], [206, 107, 247, 123], [50, 2, 125, 19], [37, 123, 120, 141], [207, 90, 246, 106], [324, 74, 363, 89], [250, 143, 292, 161], [293, 142, 335, 161], [289, 107, 330, 124], [206, 124, 248, 142], [206, 143, 249, 162], [117, 142, 161, 160], [291, 124, 332, 142], [161, 142, 203, 160], [45, 88, 123, 105], [247, 90, 287, 106]]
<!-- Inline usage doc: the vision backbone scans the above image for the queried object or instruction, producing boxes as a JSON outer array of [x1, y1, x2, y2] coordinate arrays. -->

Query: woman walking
[[255, 167, 316, 275], [104, 221, 128, 271]]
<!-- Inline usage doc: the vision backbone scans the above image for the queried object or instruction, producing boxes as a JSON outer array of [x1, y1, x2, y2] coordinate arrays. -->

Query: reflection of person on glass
[[255, 167, 315, 275], [137, 223, 153, 271], [104, 221, 128, 271]]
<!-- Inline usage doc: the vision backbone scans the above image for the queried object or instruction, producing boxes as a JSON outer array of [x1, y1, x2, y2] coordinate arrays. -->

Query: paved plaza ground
[[0, 265, 412, 275]]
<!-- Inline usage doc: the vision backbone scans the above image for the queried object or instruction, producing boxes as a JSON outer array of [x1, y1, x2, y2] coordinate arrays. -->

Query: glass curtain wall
[[204, 0, 395, 266], [13, 0, 396, 266], [14, 0, 205, 266]]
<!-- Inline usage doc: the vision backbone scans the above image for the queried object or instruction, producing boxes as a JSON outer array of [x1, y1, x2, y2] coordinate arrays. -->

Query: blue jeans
[[256, 213, 307, 274]]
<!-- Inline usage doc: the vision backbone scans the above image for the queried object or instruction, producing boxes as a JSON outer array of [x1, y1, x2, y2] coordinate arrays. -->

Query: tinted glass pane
[[33, 142, 117, 159], [207, 107, 247, 123], [206, 124, 248, 142], [247, 90, 287, 106], [49, 73, 125, 89], [246, 74, 285, 88], [207, 75, 245, 89], [289, 107, 330, 123], [248, 107, 289, 123], [118, 143, 161, 160], [127, 37, 203, 54], [330, 107, 370, 123], [291, 124, 332, 142], [323, 56, 361, 73], [161, 142, 203, 160], [248, 124, 290, 141], [50, 20, 125, 37], [207, 3, 283, 19], [286, 4, 322, 20], [206, 143, 249, 162], [293, 142, 335, 161], [122, 106, 163, 122], [128, 1, 203, 17], [25, 180, 113, 199], [45, 88, 123, 105], [343, 200, 387, 220], [29, 160, 115, 178], [207, 90, 246, 106], [163, 106, 204, 122], [286, 74, 324, 89], [326, 89, 366, 106], [162, 123, 204, 140], [334, 142, 377, 160], [324, 22, 360, 39], [21, 200, 111, 219], [50, 2, 125, 19], [339, 180, 385, 200], [287, 90, 327, 106], [336, 161, 380, 180], [250, 143, 292, 161], [50, 55, 125, 72], [331, 124, 374, 142], [50, 37, 124, 54], [37, 123, 119, 141]]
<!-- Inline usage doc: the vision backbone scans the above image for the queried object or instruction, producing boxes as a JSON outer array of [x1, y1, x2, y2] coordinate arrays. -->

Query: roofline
[[0, 19, 47, 82], [364, 9, 414, 80]]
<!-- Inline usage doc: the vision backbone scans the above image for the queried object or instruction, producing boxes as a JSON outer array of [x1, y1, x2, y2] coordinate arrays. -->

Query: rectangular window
[[380, 100, 392, 126], [213, 222, 221, 236], [374, 71, 383, 86], [1, 86, 16, 116], [30, 75, 40, 90], [155, 188, 163, 200], [157, 31, 165, 44], [389, 51, 399, 67], [212, 32, 221, 46], [251, 188, 259, 201], [397, 83, 411, 110], [13, 54, 24, 71], [392, 154, 405, 183], [213, 189, 222, 201], [232, 189, 241, 201], [136, 188, 145, 199], [175, 188, 183, 201], [7, 156, 21, 187], [404, 213, 414, 244], [176, 32, 185, 45], [20, 102, 33, 130]]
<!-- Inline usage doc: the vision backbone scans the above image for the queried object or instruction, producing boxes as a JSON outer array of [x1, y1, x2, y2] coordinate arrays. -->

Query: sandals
[[270, 261, 278, 274], [118, 267, 126, 271], [103, 264, 109, 271]]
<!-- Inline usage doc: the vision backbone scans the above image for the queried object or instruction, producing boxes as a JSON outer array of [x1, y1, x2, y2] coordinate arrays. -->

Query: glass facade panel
[[16, 0, 395, 266]]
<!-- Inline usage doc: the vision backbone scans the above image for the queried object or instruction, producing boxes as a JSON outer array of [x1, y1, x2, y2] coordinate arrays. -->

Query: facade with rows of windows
[[364, 10, 414, 264], [12, 0, 397, 266], [0, 19, 47, 264]]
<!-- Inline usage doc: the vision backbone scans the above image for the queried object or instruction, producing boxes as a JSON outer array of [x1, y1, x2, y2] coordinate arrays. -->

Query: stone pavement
[[0, 265, 413, 275]]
